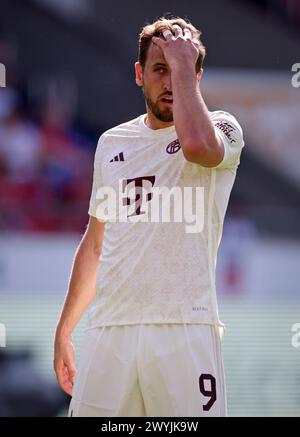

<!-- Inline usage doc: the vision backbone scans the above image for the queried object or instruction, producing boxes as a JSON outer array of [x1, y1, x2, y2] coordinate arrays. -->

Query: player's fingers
[[183, 28, 192, 39], [55, 363, 73, 395], [60, 378, 73, 396], [54, 357, 76, 392], [172, 25, 183, 37], [162, 29, 173, 40], [65, 360, 77, 384], [152, 36, 164, 48]]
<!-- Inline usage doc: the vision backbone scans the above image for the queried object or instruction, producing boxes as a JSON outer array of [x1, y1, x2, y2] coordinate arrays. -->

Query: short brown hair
[[138, 16, 206, 72]]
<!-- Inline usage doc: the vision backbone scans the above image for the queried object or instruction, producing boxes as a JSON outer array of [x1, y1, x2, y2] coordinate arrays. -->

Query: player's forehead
[[145, 40, 167, 67]]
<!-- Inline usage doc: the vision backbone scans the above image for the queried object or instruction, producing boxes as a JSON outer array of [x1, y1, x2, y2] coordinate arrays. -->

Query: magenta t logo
[[122, 176, 155, 217]]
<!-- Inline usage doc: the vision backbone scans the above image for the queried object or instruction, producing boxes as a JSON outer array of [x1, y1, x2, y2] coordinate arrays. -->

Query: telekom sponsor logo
[[95, 177, 205, 233], [122, 176, 156, 216]]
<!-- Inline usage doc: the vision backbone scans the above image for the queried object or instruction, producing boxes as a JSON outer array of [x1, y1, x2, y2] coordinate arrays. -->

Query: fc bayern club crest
[[166, 139, 181, 154]]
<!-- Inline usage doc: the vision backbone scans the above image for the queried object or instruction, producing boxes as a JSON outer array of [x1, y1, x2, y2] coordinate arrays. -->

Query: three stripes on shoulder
[[110, 152, 124, 162]]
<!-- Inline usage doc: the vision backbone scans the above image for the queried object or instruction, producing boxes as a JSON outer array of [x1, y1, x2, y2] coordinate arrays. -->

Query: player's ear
[[196, 68, 203, 83], [135, 62, 143, 87]]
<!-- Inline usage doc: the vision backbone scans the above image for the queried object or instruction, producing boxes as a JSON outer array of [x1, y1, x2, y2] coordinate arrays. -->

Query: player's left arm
[[152, 26, 224, 168]]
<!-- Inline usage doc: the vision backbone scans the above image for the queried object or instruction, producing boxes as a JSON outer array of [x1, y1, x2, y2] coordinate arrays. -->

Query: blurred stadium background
[[0, 0, 300, 417]]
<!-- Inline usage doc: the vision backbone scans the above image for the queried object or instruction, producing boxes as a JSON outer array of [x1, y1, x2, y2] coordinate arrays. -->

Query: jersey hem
[[84, 318, 225, 332]]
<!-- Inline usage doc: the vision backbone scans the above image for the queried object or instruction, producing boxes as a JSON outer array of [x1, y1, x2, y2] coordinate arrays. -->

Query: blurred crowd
[[0, 85, 94, 232], [0, 30, 96, 233]]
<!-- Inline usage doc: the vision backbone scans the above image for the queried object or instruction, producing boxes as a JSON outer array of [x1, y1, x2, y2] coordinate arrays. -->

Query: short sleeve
[[88, 135, 105, 220], [211, 111, 245, 170]]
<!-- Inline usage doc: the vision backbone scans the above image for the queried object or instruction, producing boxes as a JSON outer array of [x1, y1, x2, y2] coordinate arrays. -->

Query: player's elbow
[[182, 142, 205, 163], [181, 138, 224, 168]]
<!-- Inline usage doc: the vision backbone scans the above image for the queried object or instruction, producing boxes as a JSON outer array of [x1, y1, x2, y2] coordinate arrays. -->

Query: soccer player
[[54, 16, 245, 417]]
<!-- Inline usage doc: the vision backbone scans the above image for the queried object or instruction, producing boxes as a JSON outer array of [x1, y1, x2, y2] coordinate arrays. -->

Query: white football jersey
[[86, 111, 245, 329]]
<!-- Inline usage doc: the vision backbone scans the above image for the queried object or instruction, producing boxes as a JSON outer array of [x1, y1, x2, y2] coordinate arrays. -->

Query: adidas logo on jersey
[[110, 152, 124, 162]]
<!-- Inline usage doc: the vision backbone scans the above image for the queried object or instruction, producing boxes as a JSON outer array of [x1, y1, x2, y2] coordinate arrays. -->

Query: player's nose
[[163, 74, 172, 92]]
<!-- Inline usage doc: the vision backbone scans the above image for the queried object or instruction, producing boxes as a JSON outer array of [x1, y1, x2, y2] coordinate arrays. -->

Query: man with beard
[[54, 16, 244, 417]]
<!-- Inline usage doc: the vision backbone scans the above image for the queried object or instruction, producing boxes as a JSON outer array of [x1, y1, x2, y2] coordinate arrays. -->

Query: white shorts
[[68, 323, 227, 417]]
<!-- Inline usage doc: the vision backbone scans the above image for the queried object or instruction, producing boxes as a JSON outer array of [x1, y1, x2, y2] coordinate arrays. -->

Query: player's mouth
[[160, 97, 173, 105]]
